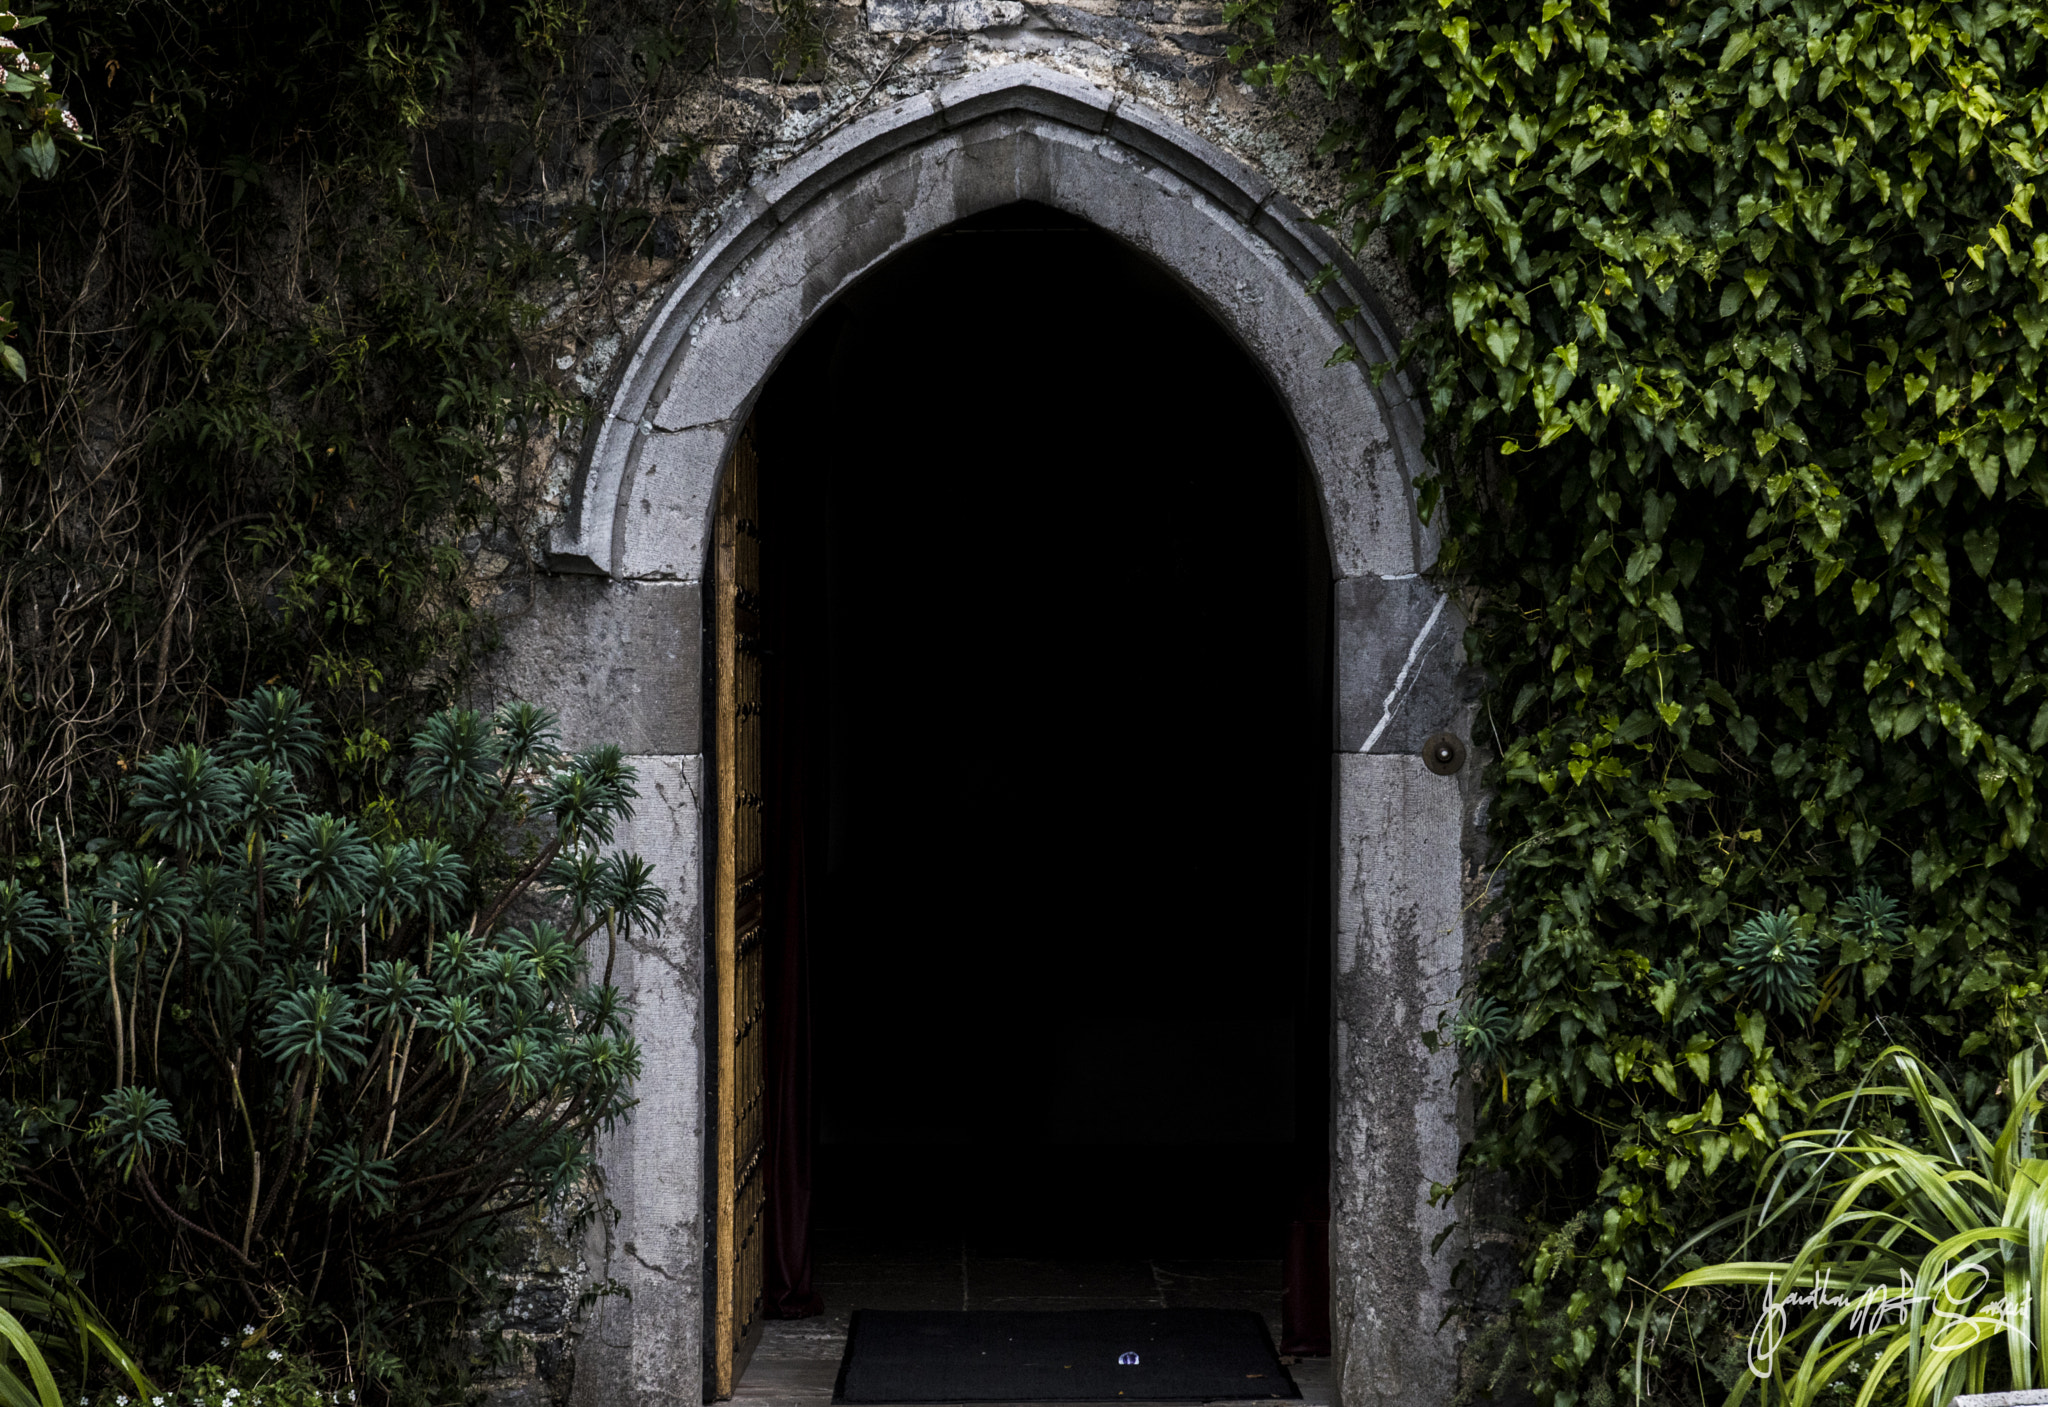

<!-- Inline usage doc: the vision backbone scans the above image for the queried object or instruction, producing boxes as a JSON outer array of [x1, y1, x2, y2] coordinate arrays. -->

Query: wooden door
[[712, 425, 768, 1397]]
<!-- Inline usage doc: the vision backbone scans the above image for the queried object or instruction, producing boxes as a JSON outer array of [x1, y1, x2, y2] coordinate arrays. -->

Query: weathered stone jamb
[[569, 753, 709, 1407]]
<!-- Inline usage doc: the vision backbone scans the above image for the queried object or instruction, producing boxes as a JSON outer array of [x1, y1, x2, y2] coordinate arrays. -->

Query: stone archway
[[487, 62, 1482, 1407]]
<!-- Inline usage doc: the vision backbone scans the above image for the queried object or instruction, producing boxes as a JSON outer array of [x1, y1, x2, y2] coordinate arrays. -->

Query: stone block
[[617, 425, 728, 581], [1247, 202, 1436, 572], [1107, 96, 1273, 224], [476, 577, 701, 754], [938, 120, 1054, 216], [650, 268, 801, 434], [935, 62, 1116, 134], [866, 0, 1025, 31], [656, 153, 935, 432], [760, 92, 946, 224], [477, 1380, 551, 1407], [1250, 202, 1401, 365], [1331, 750, 1466, 1407], [1335, 575, 1472, 755]]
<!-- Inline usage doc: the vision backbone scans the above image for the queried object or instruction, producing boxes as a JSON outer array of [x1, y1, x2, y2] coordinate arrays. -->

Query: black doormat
[[831, 1308, 1301, 1403]]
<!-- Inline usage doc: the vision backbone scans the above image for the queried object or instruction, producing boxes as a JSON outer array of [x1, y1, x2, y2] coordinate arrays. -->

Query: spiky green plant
[[0, 884, 54, 977], [1834, 887, 1907, 952], [1453, 993, 1517, 1103], [1724, 910, 1822, 1017], [1453, 994, 1515, 1066], [0, 694, 657, 1378], [1664, 1044, 2048, 1407]]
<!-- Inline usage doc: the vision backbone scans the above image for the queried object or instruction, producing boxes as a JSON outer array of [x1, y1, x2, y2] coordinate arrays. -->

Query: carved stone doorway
[[484, 64, 1481, 1407]]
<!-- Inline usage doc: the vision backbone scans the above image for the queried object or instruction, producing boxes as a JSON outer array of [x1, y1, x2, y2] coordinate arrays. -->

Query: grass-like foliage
[[1223, 0, 2048, 1402], [0, 1208, 150, 1407], [1667, 1043, 2048, 1407], [0, 689, 659, 1394]]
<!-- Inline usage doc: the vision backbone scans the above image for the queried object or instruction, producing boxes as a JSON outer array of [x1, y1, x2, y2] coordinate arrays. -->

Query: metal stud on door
[[713, 425, 769, 1398]]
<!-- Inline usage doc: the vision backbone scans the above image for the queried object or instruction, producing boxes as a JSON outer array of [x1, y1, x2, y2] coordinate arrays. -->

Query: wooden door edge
[[710, 449, 742, 1401]]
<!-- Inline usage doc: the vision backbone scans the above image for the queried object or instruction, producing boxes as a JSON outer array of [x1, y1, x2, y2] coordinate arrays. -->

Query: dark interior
[[751, 201, 1332, 1264]]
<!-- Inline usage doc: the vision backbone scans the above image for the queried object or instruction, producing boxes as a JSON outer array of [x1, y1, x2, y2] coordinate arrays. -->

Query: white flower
[[266, 1351, 281, 1362], [116, 1397, 130, 1406], [242, 1325, 255, 1335], [154, 1398, 166, 1405], [221, 1338, 231, 1348]]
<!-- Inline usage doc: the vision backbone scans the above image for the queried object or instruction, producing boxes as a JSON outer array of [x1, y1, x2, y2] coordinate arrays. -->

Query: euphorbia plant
[[0, 689, 659, 1374]]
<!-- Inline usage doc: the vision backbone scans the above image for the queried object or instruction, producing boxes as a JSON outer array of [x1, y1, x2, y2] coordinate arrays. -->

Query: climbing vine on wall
[[1227, 1, 2048, 1403], [0, 0, 823, 857]]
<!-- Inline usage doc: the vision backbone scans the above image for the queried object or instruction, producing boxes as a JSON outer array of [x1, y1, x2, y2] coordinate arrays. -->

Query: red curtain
[[1280, 1213, 1330, 1355], [1281, 1129, 1330, 1353]]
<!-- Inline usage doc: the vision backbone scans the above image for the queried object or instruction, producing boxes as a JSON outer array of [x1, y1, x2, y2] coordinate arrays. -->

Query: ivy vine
[[1229, 0, 2048, 1403]]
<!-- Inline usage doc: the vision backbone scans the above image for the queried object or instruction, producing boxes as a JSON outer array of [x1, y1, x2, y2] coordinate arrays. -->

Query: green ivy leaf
[[1737, 1010, 1766, 1063], [20, 130, 56, 181], [1991, 579, 2025, 623], [1962, 527, 1999, 577], [2016, 304, 2048, 350], [2006, 431, 2036, 476], [1650, 592, 1683, 632], [1972, 451, 2001, 497]]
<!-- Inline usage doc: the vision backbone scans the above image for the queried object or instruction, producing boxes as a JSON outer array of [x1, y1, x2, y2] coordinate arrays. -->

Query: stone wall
[[469, 1201, 607, 1407]]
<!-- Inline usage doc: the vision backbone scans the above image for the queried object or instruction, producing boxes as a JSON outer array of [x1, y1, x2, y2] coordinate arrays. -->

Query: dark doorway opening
[[748, 201, 1332, 1334]]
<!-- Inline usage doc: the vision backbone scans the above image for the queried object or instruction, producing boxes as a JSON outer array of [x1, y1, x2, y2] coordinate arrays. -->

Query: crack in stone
[[653, 766, 702, 816], [621, 1242, 677, 1282], [623, 924, 694, 986], [1359, 590, 1448, 752]]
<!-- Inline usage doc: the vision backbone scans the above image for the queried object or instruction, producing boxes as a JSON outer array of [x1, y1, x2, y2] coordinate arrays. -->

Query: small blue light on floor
[[1119, 1353, 1140, 1366]]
